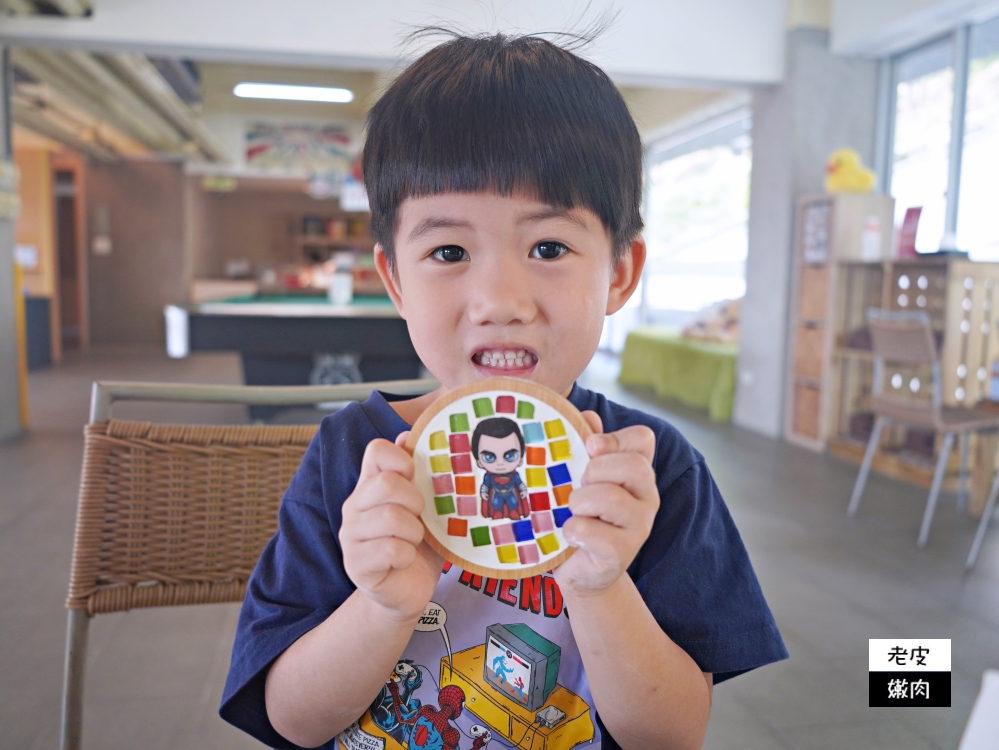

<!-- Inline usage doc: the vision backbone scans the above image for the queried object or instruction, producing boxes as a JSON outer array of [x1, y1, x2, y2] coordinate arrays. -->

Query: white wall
[[832, 0, 999, 55], [0, 0, 786, 86]]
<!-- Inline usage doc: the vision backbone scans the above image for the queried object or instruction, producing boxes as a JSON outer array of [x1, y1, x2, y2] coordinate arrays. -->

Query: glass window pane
[[958, 15, 999, 259], [642, 118, 750, 329], [891, 38, 954, 253]]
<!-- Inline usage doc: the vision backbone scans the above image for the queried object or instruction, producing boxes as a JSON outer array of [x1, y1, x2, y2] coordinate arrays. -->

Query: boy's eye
[[503, 450, 520, 462], [481, 451, 496, 463], [530, 241, 569, 260], [431, 245, 468, 263]]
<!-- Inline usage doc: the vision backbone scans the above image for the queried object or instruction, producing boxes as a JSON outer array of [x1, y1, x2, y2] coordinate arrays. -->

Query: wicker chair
[[60, 379, 437, 750], [846, 309, 999, 548]]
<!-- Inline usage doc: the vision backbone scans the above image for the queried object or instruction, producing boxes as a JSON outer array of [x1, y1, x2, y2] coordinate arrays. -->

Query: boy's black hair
[[471, 417, 525, 458], [362, 31, 643, 267]]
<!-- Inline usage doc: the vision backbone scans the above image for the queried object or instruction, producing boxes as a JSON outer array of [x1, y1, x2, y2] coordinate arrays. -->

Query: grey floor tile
[[776, 718, 940, 750]]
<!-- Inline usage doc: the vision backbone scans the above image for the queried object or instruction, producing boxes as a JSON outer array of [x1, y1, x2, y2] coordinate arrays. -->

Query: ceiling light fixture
[[233, 82, 354, 103]]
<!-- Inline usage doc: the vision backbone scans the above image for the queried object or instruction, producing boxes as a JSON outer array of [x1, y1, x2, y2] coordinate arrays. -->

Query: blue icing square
[[547, 463, 571, 486], [512, 519, 535, 542], [523, 422, 545, 444], [553, 507, 573, 528]]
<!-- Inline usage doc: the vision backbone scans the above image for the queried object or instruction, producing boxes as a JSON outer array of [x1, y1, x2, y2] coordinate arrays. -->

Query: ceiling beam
[[12, 98, 117, 161]]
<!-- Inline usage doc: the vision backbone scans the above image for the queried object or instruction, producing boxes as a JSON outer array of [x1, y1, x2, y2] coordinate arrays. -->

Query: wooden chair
[[60, 379, 437, 750], [846, 309, 999, 547]]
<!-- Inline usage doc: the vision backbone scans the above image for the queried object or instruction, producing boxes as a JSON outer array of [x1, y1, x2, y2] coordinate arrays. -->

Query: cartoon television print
[[406, 378, 592, 579]]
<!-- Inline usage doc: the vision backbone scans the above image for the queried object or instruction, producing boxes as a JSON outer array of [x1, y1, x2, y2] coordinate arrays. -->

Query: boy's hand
[[553, 412, 658, 596], [340, 432, 443, 621]]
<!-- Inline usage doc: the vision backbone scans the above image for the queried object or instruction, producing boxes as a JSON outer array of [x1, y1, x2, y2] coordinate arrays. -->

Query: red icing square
[[450, 453, 473, 474], [529, 492, 551, 511], [496, 395, 516, 413], [449, 433, 470, 454], [447, 518, 468, 536]]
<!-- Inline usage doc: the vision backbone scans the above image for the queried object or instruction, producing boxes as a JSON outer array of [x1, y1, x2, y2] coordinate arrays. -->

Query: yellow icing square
[[526, 468, 548, 487], [430, 454, 452, 473], [537, 533, 560, 555], [496, 544, 519, 564], [544, 419, 566, 439], [429, 431, 448, 450], [549, 439, 571, 460]]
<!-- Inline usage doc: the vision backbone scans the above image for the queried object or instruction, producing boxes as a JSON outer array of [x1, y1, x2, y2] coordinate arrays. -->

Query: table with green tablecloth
[[618, 327, 737, 421]]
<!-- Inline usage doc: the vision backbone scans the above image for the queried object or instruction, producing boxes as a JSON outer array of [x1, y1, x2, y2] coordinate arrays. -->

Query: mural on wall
[[245, 122, 353, 176]]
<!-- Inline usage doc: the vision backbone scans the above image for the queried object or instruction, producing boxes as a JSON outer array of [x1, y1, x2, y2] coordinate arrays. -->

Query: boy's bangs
[[363, 34, 643, 259]]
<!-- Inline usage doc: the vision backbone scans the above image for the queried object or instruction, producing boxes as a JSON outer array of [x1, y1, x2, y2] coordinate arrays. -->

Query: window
[[882, 12, 999, 259], [601, 113, 751, 352], [890, 39, 954, 253], [957, 16, 999, 259]]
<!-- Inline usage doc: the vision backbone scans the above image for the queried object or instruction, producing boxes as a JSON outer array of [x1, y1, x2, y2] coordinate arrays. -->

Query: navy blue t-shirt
[[220, 385, 787, 749]]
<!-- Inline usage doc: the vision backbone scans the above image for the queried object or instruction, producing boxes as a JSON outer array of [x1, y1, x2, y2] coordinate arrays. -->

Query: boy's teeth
[[476, 350, 535, 368]]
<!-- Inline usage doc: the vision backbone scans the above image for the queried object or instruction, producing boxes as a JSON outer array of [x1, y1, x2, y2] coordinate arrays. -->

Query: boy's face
[[475, 433, 523, 474], [375, 192, 644, 395]]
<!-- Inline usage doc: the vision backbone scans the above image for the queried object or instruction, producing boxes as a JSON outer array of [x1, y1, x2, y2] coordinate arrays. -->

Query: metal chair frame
[[60, 378, 437, 750]]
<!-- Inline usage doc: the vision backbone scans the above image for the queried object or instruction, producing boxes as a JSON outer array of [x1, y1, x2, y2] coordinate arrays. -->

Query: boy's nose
[[467, 259, 537, 326]]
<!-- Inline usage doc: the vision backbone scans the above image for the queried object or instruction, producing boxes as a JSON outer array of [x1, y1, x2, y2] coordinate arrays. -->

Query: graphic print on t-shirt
[[337, 563, 597, 750]]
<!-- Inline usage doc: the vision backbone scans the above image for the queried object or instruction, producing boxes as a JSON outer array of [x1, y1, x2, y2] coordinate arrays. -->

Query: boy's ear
[[374, 244, 406, 319], [605, 236, 646, 316]]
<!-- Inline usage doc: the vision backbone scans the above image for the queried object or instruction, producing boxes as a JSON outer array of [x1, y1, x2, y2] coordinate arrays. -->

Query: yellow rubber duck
[[824, 148, 876, 193]]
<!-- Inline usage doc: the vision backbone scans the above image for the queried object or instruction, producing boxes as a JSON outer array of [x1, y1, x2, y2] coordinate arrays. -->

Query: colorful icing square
[[529, 491, 551, 512], [549, 439, 571, 461], [496, 395, 516, 413], [496, 544, 519, 564], [552, 484, 572, 507], [449, 433, 470, 454], [523, 423, 545, 444], [553, 507, 573, 528], [429, 430, 448, 450], [517, 400, 535, 419], [432, 474, 454, 495], [454, 475, 476, 496], [470, 526, 491, 547], [526, 446, 546, 465], [518, 543, 541, 565], [547, 463, 571, 486], [537, 533, 560, 555], [526, 468, 548, 488], [544, 419, 566, 439], [512, 519, 535, 542], [434, 495, 455, 515], [450, 453, 473, 474], [430, 454, 452, 474], [456, 496, 477, 516], [472, 398, 494, 417], [531, 511, 555, 534], [447, 518, 468, 536], [491, 523, 515, 545], [449, 413, 470, 433]]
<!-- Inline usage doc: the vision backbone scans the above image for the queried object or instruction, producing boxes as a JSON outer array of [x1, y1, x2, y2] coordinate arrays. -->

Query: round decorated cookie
[[406, 378, 592, 579]]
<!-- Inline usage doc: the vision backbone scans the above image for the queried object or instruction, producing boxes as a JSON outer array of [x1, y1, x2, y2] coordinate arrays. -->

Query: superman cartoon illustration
[[472, 418, 530, 521]]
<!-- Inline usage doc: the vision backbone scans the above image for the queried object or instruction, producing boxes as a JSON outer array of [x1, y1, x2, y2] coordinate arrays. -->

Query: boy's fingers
[[581, 452, 658, 503], [348, 470, 425, 515], [358, 438, 415, 483], [580, 410, 603, 436], [349, 503, 426, 546], [395, 430, 410, 448], [561, 515, 625, 560], [352, 537, 418, 573], [567, 484, 639, 528], [585, 424, 655, 462]]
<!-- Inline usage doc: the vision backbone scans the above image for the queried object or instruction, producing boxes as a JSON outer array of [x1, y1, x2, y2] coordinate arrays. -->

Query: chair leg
[[958, 430, 971, 513], [919, 432, 955, 548], [967, 468, 999, 570], [848, 417, 887, 517], [60, 609, 90, 750]]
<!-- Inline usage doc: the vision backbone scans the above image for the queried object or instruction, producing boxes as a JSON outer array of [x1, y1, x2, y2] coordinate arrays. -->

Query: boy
[[221, 32, 787, 750]]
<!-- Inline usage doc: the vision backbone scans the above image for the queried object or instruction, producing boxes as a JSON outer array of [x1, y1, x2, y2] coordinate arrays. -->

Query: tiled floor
[[1, 347, 996, 749]]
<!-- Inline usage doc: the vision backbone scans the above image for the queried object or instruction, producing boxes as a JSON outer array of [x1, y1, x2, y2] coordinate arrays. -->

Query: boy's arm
[[554, 418, 712, 750], [265, 434, 442, 748]]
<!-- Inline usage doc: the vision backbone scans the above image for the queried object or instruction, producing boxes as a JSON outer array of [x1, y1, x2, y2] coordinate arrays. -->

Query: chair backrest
[[66, 379, 437, 616], [866, 308, 938, 366]]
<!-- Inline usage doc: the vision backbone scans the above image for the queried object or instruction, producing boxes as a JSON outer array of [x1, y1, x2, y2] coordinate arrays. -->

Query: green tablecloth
[[619, 327, 737, 421]]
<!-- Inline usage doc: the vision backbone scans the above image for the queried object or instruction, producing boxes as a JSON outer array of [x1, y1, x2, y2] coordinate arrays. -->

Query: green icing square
[[470, 526, 492, 547], [434, 495, 455, 515], [472, 398, 494, 417], [517, 400, 535, 419], [449, 413, 470, 432]]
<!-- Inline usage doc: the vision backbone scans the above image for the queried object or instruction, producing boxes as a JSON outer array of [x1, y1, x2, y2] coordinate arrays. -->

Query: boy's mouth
[[471, 348, 538, 371]]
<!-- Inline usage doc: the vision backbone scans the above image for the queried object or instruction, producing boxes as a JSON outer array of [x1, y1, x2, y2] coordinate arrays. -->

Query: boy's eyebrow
[[517, 207, 589, 231], [408, 216, 473, 241]]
